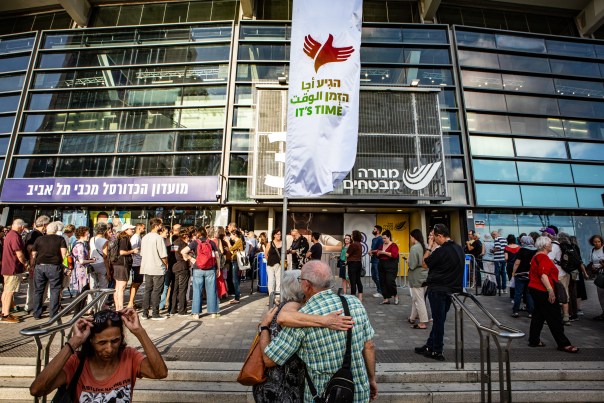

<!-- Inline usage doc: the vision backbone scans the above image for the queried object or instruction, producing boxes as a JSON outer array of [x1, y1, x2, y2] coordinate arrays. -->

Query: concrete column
[[268, 207, 275, 234], [421, 0, 442, 22], [58, 0, 91, 27], [240, 0, 254, 19], [577, 0, 604, 36]]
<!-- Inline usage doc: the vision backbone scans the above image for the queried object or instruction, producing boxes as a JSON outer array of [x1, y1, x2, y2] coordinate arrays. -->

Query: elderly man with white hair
[[30, 221, 68, 319], [262, 260, 378, 402]]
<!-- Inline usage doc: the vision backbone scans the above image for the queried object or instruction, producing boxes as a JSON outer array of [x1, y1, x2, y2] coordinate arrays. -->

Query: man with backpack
[[557, 232, 583, 322], [140, 218, 169, 320], [263, 260, 377, 402], [180, 227, 220, 319]]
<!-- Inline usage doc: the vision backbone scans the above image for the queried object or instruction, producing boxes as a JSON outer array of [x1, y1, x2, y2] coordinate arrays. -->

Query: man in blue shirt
[[369, 225, 384, 298]]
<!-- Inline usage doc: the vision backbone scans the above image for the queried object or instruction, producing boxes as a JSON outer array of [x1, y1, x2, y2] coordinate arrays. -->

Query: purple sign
[[0, 177, 219, 203]]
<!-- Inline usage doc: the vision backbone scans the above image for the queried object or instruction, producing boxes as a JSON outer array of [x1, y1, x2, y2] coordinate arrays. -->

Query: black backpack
[[558, 242, 582, 273], [305, 295, 355, 403], [108, 238, 120, 263], [482, 278, 497, 296]]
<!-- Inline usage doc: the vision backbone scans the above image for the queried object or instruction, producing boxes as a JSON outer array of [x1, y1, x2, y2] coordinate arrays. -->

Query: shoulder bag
[[594, 269, 604, 289], [51, 355, 85, 403]]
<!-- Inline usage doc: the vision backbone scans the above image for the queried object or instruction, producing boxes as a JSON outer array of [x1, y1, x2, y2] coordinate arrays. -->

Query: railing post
[[486, 334, 492, 403]]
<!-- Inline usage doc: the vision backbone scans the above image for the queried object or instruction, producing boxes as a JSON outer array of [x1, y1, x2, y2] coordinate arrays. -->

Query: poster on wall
[[343, 214, 376, 277], [376, 214, 410, 276], [90, 211, 132, 231]]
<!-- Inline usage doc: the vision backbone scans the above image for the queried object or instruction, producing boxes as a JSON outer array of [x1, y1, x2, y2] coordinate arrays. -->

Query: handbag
[[237, 332, 266, 386], [237, 250, 251, 271], [553, 280, 568, 304], [594, 269, 604, 289], [52, 355, 85, 403]]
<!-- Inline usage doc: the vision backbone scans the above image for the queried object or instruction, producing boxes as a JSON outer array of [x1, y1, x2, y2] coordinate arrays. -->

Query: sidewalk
[[1, 277, 603, 363]]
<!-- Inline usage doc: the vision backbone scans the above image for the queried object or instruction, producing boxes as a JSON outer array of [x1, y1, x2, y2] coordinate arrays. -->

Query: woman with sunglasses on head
[[30, 308, 167, 401]]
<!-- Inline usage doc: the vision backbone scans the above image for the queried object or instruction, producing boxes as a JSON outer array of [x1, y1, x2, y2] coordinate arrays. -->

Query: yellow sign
[[376, 214, 409, 276]]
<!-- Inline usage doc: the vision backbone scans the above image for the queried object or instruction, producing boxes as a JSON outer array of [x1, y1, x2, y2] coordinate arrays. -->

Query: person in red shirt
[[528, 236, 578, 353], [377, 230, 400, 305], [30, 308, 167, 401], [1, 219, 29, 323]]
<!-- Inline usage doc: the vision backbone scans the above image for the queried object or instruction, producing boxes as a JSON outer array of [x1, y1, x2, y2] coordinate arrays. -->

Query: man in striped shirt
[[491, 231, 508, 293]]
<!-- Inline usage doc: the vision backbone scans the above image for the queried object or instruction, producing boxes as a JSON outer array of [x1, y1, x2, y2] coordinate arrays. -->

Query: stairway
[[1, 358, 603, 402]]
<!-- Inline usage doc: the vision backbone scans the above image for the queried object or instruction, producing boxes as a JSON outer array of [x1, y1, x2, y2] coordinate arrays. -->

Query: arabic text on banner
[[285, 0, 363, 197]]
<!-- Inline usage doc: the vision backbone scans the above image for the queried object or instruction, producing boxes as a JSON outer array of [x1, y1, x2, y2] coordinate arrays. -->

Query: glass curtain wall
[[9, 23, 233, 179], [232, 21, 468, 204], [455, 27, 604, 209]]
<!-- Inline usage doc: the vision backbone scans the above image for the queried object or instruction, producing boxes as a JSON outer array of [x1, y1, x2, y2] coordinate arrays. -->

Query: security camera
[[215, 190, 222, 200]]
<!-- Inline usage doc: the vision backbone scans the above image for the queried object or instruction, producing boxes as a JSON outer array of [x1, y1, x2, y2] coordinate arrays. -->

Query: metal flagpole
[[279, 196, 288, 303]]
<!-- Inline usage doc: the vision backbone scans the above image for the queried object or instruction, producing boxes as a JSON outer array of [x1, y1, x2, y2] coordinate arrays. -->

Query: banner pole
[[280, 196, 288, 296]]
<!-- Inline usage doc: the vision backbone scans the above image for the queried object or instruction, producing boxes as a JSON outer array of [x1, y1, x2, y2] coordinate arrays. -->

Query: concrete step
[[2, 377, 603, 402]]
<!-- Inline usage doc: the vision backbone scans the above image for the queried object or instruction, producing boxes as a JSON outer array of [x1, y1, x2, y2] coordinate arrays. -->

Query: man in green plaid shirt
[[264, 261, 378, 402]]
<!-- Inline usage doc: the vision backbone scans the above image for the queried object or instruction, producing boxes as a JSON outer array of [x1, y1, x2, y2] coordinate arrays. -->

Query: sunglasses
[[93, 310, 122, 325]]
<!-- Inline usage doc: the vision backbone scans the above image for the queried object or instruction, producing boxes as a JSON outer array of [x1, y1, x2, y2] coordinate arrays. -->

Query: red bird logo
[[303, 34, 354, 73]]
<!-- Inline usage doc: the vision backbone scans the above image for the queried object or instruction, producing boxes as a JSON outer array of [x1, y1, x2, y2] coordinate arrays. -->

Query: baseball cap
[[121, 224, 136, 231], [540, 227, 556, 236]]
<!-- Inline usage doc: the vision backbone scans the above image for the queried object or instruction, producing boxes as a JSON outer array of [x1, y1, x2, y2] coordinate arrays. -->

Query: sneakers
[[210, 314, 221, 319], [394, 296, 399, 305], [372, 293, 382, 298], [511, 312, 519, 318], [0, 314, 19, 324], [141, 314, 149, 320], [151, 315, 168, 321], [414, 345, 432, 355], [425, 351, 445, 361], [569, 314, 579, 321]]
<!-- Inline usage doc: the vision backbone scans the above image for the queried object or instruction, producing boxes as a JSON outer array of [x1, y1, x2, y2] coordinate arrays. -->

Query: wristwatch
[[259, 325, 270, 333]]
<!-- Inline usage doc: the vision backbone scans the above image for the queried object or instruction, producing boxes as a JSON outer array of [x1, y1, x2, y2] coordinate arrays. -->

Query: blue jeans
[[231, 260, 241, 301], [33, 264, 63, 319], [512, 277, 534, 314], [371, 260, 381, 294], [159, 271, 173, 310], [426, 290, 452, 354], [494, 261, 507, 290], [192, 268, 219, 314]]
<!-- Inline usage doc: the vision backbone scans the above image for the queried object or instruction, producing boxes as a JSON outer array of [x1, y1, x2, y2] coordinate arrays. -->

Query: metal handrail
[[451, 292, 525, 403], [20, 288, 115, 403]]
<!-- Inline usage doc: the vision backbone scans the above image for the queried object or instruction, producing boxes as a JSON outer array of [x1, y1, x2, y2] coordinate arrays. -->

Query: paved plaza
[[1, 277, 603, 364]]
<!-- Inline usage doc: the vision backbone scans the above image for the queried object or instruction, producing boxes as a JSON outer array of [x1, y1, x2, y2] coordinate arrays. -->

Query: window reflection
[[467, 113, 510, 134], [515, 138, 567, 159], [576, 188, 604, 209], [498, 54, 550, 74], [457, 50, 499, 68], [0, 55, 30, 73], [510, 116, 564, 137], [558, 99, 604, 120], [476, 184, 522, 206], [464, 92, 506, 111], [495, 34, 546, 53], [470, 136, 514, 157], [550, 59, 600, 78], [0, 74, 25, 92], [473, 160, 517, 181], [0, 116, 15, 133], [506, 94, 559, 115], [517, 162, 572, 183], [568, 142, 604, 161], [456, 31, 495, 48], [572, 164, 604, 185], [521, 185, 577, 207]]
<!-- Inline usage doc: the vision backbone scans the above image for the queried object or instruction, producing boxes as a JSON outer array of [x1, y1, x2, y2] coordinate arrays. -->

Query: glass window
[[0, 36, 35, 54], [230, 153, 249, 175], [362, 27, 403, 43], [179, 107, 226, 130], [0, 95, 20, 112], [238, 43, 290, 61], [117, 5, 142, 26], [173, 154, 221, 176], [472, 160, 517, 181], [0, 55, 30, 73], [563, 120, 604, 140], [0, 74, 25, 92], [140, 3, 166, 24], [163, 2, 189, 23], [550, 59, 600, 77], [445, 157, 464, 180], [411, 68, 453, 85], [61, 134, 117, 154], [235, 86, 252, 105], [572, 164, 604, 185], [456, 31, 495, 48], [443, 182, 468, 205], [257, 0, 291, 20], [438, 89, 456, 108], [233, 107, 254, 128], [554, 78, 604, 98], [363, 0, 388, 22], [402, 29, 447, 44], [231, 130, 252, 151], [176, 131, 223, 151], [576, 188, 604, 209], [440, 111, 459, 131], [546, 40, 595, 58], [211, 1, 238, 21], [33, 72, 76, 89], [0, 116, 15, 133], [505, 94, 559, 116], [240, 25, 290, 41], [466, 113, 510, 134], [181, 86, 227, 106], [17, 135, 61, 154], [558, 99, 604, 120], [502, 74, 554, 94], [498, 54, 550, 74], [521, 185, 577, 207], [457, 50, 499, 68], [114, 155, 174, 176], [495, 34, 546, 53], [442, 134, 461, 154], [236, 64, 288, 81], [118, 132, 173, 152], [515, 138, 567, 159], [228, 178, 252, 201], [475, 184, 522, 206], [91, 6, 120, 26], [461, 70, 502, 90], [509, 116, 564, 138], [568, 142, 604, 161], [0, 136, 9, 154], [464, 92, 506, 111], [22, 113, 65, 132], [470, 136, 514, 157], [517, 162, 573, 183]]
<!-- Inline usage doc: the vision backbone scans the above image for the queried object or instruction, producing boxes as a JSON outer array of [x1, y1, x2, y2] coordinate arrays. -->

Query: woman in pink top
[[378, 230, 400, 305], [30, 308, 168, 401], [528, 236, 578, 353]]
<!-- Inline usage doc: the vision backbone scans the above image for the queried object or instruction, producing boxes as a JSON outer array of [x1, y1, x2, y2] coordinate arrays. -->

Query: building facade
[[0, 0, 602, 255]]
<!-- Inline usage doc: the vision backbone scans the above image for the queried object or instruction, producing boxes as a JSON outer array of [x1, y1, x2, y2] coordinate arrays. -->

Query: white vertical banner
[[285, 0, 363, 198]]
